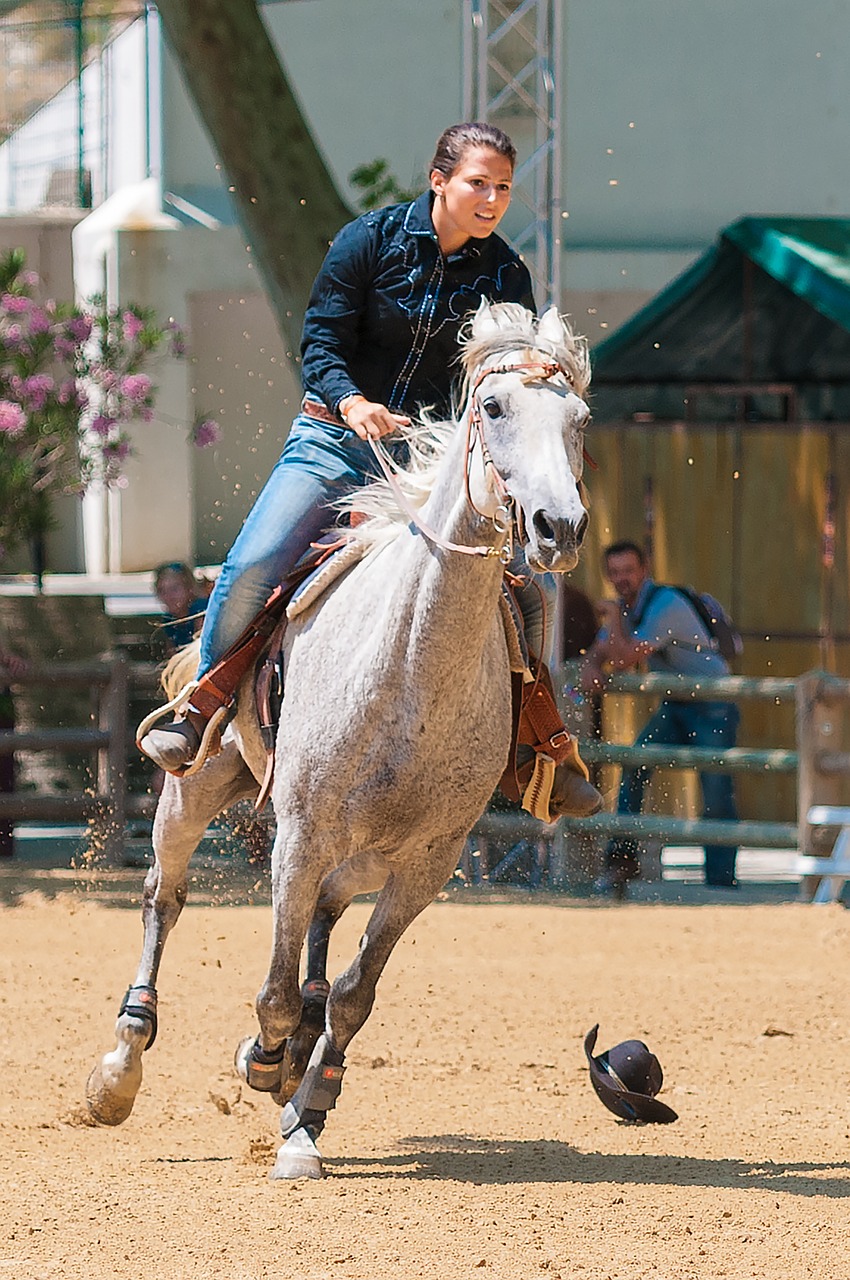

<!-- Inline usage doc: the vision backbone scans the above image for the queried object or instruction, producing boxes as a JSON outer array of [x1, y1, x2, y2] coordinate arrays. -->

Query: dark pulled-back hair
[[154, 561, 197, 594], [430, 121, 517, 178], [604, 539, 647, 565]]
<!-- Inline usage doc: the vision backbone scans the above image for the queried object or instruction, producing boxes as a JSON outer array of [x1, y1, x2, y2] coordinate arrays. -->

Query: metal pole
[[72, 0, 88, 208]]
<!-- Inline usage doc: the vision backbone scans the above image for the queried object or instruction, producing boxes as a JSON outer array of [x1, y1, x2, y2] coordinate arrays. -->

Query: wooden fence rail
[[2, 658, 156, 862], [466, 666, 850, 894]]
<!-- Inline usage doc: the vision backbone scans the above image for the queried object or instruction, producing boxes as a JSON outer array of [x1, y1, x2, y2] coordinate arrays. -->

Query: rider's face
[[430, 146, 513, 254]]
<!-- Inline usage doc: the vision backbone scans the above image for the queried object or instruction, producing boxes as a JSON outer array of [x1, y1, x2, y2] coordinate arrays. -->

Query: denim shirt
[[300, 190, 535, 419]]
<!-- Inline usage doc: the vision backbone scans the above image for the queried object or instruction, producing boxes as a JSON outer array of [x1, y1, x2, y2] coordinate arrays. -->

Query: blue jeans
[[607, 699, 740, 886], [198, 412, 552, 675], [199, 413, 374, 675]]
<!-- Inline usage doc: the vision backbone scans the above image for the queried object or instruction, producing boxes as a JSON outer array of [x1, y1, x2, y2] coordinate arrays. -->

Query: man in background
[[582, 540, 739, 895]]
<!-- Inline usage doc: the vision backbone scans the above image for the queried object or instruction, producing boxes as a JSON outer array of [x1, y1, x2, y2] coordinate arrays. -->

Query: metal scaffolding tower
[[462, 0, 562, 307]]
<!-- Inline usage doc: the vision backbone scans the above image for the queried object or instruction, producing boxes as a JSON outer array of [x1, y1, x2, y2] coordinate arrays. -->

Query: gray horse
[[86, 300, 596, 1179]]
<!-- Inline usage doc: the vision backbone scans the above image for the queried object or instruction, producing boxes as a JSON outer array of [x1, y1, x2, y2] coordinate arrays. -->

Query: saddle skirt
[[286, 537, 367, 622]]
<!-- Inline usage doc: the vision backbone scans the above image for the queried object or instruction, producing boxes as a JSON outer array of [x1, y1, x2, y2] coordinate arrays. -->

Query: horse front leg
[[273, 851, 390, 1104], [271, 842, 460, 1180], [86, 747, 256, 1125], [234, 825, 333, 1134]]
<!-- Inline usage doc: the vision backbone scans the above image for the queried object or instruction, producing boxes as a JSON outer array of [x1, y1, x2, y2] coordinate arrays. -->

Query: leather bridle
[[368, 357, 574, 561]]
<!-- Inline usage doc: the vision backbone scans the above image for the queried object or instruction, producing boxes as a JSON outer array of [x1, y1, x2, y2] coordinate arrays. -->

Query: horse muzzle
[[524, 508, 589, 573]]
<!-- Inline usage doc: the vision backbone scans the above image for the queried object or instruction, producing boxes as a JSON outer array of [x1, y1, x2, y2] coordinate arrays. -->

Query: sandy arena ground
[[2, 877, 849, 1280]]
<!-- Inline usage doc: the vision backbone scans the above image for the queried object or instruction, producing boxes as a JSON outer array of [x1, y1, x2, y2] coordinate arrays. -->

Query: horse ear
[[470, 296, 501, 339], [536, 306, 565, 347]]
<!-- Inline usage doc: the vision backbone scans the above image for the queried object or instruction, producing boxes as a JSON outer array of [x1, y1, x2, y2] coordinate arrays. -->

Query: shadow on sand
[[329, 1134, 850, 1196]]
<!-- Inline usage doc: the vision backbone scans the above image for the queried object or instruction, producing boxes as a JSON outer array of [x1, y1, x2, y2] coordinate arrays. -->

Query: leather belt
[[301, 396, 347, 428]]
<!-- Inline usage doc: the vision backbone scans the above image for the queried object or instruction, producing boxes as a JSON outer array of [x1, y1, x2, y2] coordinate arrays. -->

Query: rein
[[366, 358, 566, 562]]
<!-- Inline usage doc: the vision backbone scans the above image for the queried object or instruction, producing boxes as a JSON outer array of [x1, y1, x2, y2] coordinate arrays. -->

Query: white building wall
[[0, 17, 149, 214]]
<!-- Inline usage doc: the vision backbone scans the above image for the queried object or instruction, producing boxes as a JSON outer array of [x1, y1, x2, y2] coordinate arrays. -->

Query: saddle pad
[[286, 538, 367, 621]]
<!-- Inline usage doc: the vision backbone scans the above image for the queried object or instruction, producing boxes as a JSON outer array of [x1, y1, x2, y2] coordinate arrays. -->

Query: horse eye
[[482, 397, 502, 419]]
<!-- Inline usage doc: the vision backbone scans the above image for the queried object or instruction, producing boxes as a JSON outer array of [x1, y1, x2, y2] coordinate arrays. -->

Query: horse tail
[[161, 640, 201, 700]]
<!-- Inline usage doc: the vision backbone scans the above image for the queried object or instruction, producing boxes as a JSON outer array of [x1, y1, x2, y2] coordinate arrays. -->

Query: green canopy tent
[[591, 217, 850, 424], [572, 218, 850, 826], [576, 216, 850, 682]]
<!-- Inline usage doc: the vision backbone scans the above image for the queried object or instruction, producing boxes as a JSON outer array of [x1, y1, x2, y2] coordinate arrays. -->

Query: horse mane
[[336, 414, 455, 550], [457, 302, 590, 402], [341, 303, 590, 552]]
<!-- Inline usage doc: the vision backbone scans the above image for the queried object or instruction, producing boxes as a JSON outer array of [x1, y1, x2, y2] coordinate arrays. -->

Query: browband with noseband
[[368, 358, 574, 561]]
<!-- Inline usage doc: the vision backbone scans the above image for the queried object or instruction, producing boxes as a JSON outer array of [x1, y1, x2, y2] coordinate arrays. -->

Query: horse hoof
[[84, 1064, 137, 1126], [269, 1127, 323, 1180], [234, 1036, 254, 1083], [235, 1035, 287, 1094]]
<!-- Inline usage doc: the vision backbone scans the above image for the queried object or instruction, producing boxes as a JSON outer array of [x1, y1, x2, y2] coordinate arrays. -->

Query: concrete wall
[[188, 288, 300, 563], [160, 0, 464, 221], [105, 225, 292, 574]]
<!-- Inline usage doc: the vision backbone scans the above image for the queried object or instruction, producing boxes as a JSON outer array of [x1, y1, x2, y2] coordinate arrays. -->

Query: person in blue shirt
[[153, 562, 210, 655], [582, 540, 740, 893], [141, 122, 582, 790]]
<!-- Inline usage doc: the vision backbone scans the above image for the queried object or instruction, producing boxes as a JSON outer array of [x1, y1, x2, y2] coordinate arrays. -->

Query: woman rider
[[140, 121, 601, 815]]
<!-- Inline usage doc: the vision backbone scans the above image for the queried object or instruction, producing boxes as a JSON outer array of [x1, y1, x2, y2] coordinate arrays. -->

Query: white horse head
[[461, 300, 591, 572]]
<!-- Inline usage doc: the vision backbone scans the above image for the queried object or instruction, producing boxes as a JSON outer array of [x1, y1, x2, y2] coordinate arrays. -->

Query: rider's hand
[[342, 397, 410, 441]]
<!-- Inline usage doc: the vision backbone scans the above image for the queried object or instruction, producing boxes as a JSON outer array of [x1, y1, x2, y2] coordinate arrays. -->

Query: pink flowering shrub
[[0, 248, 219, 561]]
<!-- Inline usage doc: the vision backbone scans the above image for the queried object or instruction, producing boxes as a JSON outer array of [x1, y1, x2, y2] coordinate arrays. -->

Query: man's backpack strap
[[629, 583, 662, 632]]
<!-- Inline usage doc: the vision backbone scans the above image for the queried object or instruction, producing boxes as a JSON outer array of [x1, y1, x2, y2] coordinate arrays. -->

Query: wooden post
[[551, 661, 606, 888], [97, 656, 129, 867], [796, 670, 848, 900]]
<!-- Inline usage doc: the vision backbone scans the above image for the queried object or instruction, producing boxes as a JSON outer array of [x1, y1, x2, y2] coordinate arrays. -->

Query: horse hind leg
[[86, 746, 257, 1125], [271, 844, 458, 1180]]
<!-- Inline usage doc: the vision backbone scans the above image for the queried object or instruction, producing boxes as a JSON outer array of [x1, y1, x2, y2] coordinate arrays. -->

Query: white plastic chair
[[797, 806, 850, 903]]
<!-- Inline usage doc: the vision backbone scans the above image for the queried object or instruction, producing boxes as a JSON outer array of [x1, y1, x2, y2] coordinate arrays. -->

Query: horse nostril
[[533, 510, 588, 547], [533, 511, 556, 544], [575, 512, 589, 545]]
